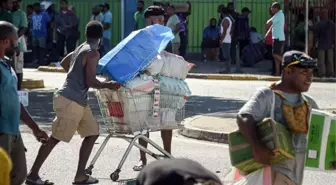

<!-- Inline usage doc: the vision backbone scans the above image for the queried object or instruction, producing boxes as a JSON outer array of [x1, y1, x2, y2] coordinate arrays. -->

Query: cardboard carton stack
[[228, 118, 295, 174]]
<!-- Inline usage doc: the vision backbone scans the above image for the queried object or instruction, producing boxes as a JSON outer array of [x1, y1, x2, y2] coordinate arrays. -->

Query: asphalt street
[[20, 69, 336, 185]]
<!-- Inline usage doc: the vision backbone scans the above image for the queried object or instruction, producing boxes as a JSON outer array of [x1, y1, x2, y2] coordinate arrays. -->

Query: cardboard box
[[305, 109, 336, 170], [228, 118, 295, 174]]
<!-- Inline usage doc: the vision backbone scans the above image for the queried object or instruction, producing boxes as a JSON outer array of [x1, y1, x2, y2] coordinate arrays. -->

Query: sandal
[[133, 161, 146, 171], [25, 178, 54, 185], [72, 175, 99, 185]]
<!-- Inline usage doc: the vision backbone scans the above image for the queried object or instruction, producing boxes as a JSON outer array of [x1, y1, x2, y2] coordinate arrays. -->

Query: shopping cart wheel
[[110, 171, 120, 181]]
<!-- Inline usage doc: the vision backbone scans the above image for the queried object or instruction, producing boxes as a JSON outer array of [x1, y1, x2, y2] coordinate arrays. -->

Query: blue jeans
[[221, 43, 231, 62], [100, 38, 111, 57]]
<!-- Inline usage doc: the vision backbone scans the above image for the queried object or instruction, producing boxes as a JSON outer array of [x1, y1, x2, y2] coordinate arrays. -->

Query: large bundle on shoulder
[[96, 24, 194, 134]]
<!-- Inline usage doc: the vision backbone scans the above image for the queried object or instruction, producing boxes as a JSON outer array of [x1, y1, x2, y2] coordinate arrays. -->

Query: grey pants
[[317, 49, 334, 77], [0, 133, 27, 185]]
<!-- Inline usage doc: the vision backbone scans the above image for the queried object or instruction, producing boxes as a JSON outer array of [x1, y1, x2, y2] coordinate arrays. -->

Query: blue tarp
[[97, 24, 174, 85]]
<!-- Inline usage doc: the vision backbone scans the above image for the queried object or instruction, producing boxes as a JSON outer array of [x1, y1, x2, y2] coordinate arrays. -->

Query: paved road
[[21, 69, 336, 184]]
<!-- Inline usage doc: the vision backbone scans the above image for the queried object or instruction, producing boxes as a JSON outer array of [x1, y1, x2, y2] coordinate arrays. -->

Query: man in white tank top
[[219, 7, 232, 73]]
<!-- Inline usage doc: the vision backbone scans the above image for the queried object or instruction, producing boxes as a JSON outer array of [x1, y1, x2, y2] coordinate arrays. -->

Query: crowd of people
[[201, 2, 285, 75]]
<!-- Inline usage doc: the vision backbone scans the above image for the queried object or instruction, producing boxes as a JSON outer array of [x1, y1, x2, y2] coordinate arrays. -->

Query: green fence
[[20, 0, 122, 47], [144, 0, 284, 53], [20, 0, 284, 53]]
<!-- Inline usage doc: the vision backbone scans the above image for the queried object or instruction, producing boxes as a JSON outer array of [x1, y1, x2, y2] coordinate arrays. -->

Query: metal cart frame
[[85, 89, 182, 181]]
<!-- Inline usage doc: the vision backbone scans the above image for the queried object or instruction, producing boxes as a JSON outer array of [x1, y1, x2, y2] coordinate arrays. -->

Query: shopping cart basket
[[85, 88, 186, 181]]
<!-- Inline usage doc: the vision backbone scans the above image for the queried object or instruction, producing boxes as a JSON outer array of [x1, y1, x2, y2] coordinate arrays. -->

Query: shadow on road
[[185, 95, 245, 117], [25, 90, 246, 127]]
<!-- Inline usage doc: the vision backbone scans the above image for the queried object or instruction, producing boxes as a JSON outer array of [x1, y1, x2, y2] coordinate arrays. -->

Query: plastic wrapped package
[[160, 52, 194, 79], [125, 74, 154, 93], [146, 108, 180, 131], [159, 76, 191, 96], [145, 52, 194, 79], [96, 88, 186, 133], [146, 54, 165, 75], [116, 90, 152, 132], [97, 25, 174, 85]]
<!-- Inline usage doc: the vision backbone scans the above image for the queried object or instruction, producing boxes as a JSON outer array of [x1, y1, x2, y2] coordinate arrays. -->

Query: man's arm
[[20, 103, 39, 131], [20, 103, 48, 142], [84, 50, 118, 89], [236, 88, 274, 164], [266, 16, 273, 26], [265, 25, 272, 39], [220, 19, 229, 43], [173, 22, 181, 35], [17, 12, 28, 37], [134, 12, 138, 30], [60, 52, 73, 72]]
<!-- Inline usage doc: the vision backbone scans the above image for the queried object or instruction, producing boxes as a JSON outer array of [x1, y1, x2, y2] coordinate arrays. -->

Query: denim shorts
[[32, 37, 46, 48], [221, 43, 231, 62]]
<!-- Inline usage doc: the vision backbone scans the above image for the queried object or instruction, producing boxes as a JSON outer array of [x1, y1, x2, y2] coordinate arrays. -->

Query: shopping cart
[[85, 88, 186, 181]]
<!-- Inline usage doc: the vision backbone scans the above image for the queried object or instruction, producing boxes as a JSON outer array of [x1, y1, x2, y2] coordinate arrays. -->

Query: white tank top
[[220, 17, 232, 43]]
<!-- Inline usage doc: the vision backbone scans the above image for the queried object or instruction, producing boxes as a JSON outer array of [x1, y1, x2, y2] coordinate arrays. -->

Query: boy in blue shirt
[[31, 3, 50, 65], [0, 21, 48, 185]]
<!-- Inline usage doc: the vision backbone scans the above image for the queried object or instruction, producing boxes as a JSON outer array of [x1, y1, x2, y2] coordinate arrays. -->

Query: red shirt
[[265, 24, 287, 45]]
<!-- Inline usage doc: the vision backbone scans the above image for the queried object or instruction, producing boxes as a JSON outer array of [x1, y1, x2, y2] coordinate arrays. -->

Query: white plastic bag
[[146, 108, 180, 131], [160, 52, 193, 79], [223, 166, 272, 185], [125, 74, 154, 92], [146, 54, 165, 75], [159, 76, 191, 96]]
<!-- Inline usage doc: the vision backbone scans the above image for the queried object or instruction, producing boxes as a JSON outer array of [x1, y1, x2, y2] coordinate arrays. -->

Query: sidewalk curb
[[180, 112, 237, 144], [38, 66, 65, 73], [37, 66, 336, 82], [22, 79, 45, 89]]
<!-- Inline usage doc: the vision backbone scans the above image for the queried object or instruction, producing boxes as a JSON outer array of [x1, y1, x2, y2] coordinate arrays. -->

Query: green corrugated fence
[[20, 0, 284, 53]]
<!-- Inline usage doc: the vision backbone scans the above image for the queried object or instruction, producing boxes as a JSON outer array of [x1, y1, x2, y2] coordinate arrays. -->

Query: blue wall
[[124, 0, 137, 37]]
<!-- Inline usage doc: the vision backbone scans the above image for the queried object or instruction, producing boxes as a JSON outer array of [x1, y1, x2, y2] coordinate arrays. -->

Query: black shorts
[[272, 39, 285, 55], [202, 39, 220, 49]]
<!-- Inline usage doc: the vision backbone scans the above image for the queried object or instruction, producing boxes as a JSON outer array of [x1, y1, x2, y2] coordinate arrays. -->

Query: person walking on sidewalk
[[0, 21, 49, 185], [219, 7, 232, 73], [265, 2, 285, 76], [237, 50, 318, 185], [26, 21, 120, 185]]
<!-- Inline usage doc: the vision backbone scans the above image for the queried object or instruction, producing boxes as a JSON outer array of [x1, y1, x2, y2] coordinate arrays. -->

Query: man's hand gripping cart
[[84, 87, 186, 181]]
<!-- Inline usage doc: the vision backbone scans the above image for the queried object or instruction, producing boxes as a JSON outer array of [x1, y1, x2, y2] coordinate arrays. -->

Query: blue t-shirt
[[271, 10, 285, 41], [203, 26, 220, 40], [0, 60, 21, 135], [31, 11, 50, 37], [102, 11, 112, 39]]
